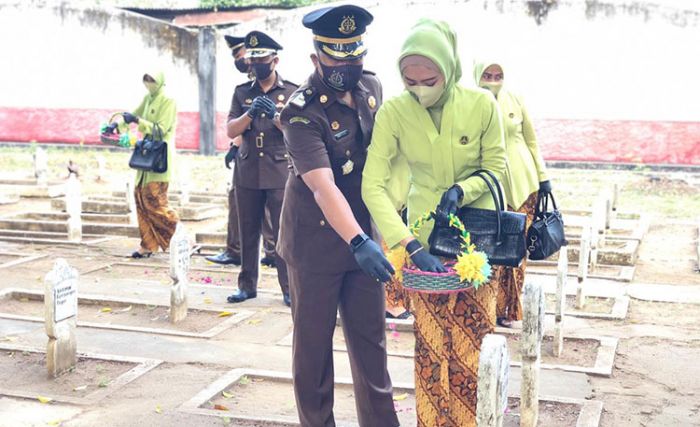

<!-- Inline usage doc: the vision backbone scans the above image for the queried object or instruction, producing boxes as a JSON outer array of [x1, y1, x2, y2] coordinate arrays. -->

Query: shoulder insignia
[[289, 87, 315, 109], [288, 116, 311, 125]]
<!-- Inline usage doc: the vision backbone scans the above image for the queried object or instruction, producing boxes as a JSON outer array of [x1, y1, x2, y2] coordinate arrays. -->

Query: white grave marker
[[553, 246, 568, 357], [65, 174, 82, 242], [577, 224, 591, 309], [34, 146, 48, 186], [125, 182, 138, 225], [476, 334, 509, 427], [520, 280, 545, 427], [169, 223, 190, 323], [44, 259, 78, 377], [96, 155, 107, 182]]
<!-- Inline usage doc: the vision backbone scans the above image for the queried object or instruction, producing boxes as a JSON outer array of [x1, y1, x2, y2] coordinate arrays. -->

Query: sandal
[[386, 310, 412, 320], [497, 317, 513, 328]]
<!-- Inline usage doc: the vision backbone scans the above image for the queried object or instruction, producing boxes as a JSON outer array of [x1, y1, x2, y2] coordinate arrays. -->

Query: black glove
[[247, 97, 274, 119], [104, 123, 118, 134], [539, 180, 552, 194], [261, 97, 277, 117], [350, 235, 395, 282], [435, 185, 464, 225], [407, 239, 446, 272], [122, 112, 139, 124], [225, 145, 239, 169]]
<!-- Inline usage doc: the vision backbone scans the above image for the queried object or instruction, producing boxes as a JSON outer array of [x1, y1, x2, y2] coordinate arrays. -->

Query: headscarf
[[398, 19, 462, 126], [143, 71, 165, 97], [473, 59, 504, 97]]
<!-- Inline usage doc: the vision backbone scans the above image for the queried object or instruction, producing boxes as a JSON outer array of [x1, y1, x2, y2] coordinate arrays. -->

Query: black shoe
[[206, 251, 241, 266], [283, 293, 291, 307], [386, 310, 412, 320], [497, 317, 513, 328], [131, 251, 153, 259], [227, 289, 257, 303], [260, 255, 276, 268]]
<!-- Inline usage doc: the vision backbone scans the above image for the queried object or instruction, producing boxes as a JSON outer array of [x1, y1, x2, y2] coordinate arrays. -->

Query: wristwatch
[[349, 233, 370, 253]]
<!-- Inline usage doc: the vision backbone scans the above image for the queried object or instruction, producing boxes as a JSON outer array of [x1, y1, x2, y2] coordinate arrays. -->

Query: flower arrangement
[[397, 211, 491, 293]]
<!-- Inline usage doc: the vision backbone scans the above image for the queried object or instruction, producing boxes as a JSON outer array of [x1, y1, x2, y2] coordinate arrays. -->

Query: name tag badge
[[334, 129, 350, 140]]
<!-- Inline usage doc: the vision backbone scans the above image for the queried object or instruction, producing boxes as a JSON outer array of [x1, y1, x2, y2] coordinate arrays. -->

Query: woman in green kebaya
[[474, 60, 552, 327], [362, 19, 506, 426]]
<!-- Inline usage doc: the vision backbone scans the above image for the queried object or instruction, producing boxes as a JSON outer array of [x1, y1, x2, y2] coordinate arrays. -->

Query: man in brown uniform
[[278, 6, 399, 426], [206, 35, 277, 267], [226, 31, 298, 306]]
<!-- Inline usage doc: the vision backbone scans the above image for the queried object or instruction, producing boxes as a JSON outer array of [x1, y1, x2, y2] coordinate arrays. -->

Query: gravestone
[[179, 161, 191, 207], [169, 223, 190, 323], [34, 147, 48, 186], [125, 182, 138, 225], [612, 183, 619, 211], [553, 246, 568, 357], [65, 174, 82, 242], [520, 280, 545, 427], [476, 334, 509, 427], [576, 224, 591, 309], [44, 259, 78, 377], [96, 155, 107, 182]]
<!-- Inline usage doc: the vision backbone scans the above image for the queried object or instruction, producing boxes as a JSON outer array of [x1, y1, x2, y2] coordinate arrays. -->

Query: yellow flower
[[386, 247, 408, 281], [454, 252, 487, 284]]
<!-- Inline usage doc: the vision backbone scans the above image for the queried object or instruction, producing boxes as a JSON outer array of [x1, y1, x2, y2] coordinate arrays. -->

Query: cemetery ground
[[0, 146, 699, 427]]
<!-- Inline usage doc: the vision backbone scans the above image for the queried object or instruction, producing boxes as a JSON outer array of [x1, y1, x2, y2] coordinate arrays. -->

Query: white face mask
[[407, 81, 445, 108], [480, 81, 503, 97], [144, 81, 159, 95]]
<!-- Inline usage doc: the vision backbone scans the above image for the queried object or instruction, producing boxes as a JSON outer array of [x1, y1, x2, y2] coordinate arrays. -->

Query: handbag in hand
[[128, 123, 168, 173], [527, 191, 566, 260], [428, 169, 527, 267]]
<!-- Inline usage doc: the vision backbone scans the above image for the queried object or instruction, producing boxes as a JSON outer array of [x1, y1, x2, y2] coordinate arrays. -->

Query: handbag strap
[[150, 122, 164, 142], [535, 191, 558, 217], [464, 170, 504, 244], [468, 169, 506, 211]]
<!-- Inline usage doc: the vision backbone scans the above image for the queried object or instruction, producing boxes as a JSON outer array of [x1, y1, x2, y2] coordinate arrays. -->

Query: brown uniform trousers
[[279, 71, 399, 427], [229, 73, 298, 295], [226, 170, 275, 259]]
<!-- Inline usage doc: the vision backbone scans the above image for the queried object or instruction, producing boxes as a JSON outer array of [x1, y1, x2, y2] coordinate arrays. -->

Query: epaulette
[[234, 79, 253, 89], [362, 69, 376, 76], [289, 86, 316, 109]]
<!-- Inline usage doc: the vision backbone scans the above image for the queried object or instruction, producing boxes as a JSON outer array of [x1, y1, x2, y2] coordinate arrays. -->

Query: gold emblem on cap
[[338, 15, 356, 35], [249, 35, 259, 47], [368, 96, 376, 109], [320, 94, 328, 104], [331, 121, 340, 130], [245, 98, 253, 104], [278, 94, 285, 102]]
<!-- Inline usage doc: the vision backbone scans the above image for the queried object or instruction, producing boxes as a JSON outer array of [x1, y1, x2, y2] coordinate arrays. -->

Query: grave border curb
[[544, 295, 630, 320], [0, 288, 256, 339], [0, 343, 162, 405], [0, 252, 47, 269]]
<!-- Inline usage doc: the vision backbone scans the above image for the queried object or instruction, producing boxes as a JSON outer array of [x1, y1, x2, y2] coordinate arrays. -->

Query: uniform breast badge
[[459, 136, 469, 145], [341, 159, 354, 175]]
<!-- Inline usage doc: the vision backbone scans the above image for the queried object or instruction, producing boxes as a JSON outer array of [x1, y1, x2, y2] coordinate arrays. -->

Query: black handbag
[[128, 123, 168, 173], [527, 192, 567, 260], [428, 169, 527, 267]]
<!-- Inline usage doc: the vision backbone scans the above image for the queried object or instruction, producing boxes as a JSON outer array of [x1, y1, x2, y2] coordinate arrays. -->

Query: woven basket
[[100, 113, 126, 146], [400, 212, 478, 294], [402, 264, 473, 294]]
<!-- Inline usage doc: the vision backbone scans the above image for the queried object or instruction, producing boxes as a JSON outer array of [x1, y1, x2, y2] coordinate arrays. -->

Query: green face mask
[[480, 81, 503, 97], [407, 82, 445, 108], [144, 81, 159, 95]]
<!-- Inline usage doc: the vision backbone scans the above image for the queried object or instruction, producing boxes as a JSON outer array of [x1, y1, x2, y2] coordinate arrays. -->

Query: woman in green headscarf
[[117, 71, 179, 258], [474, 60, 551, 327], [362, 19, 506, 426]]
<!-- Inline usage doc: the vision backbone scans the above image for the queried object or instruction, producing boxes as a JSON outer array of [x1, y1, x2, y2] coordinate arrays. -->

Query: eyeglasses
[[481, 72, 503, 82]]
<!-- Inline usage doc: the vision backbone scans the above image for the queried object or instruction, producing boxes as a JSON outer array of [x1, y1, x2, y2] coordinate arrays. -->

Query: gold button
[[331, 121, 340, 130], [259, 152, 264, 157], [278, 94, 285, 101], [345, 150, 351, 156], [259, 132, 264, 137], [284, 154, 289, 158], [320, 94, 328, 104], [319, 220, 325, 226], [261, 113, 266, 118]]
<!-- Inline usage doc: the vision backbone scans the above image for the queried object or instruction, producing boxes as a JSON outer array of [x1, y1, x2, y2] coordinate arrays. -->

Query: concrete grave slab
[[0, 178, 66, 198], [278, 325, 618, 377], [0, 288, 255, 339], [0, 252, 46, 269], [0, 229, 114, 246], [53, 196, 224, 221], [545, 294, 630, 320], [179, 369, 602, 427], [0, 343, 161, 405]]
